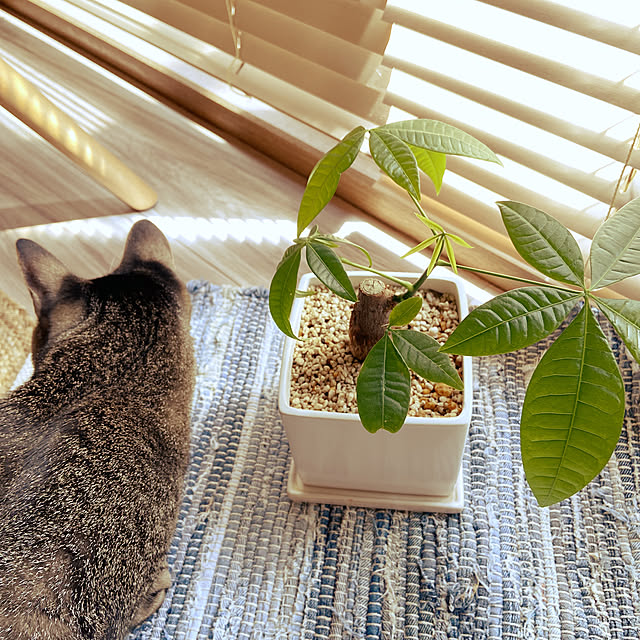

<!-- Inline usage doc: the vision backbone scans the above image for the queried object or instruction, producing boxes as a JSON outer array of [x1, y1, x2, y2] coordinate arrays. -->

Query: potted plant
[[269, 118, 640, 510], [279, 268, 473, 511], [269, 119, 499, 511]]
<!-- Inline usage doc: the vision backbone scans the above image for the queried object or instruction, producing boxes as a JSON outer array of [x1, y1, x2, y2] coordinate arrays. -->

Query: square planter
[[278, 270, 473, 512]]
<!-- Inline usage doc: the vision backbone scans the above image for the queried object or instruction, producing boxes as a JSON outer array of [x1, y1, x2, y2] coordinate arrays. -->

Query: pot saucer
[[287, 462, 464, 513]]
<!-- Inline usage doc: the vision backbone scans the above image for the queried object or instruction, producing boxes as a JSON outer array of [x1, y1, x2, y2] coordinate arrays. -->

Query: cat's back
[[0, 221, 195, 639], [0, 380, 188, 639]]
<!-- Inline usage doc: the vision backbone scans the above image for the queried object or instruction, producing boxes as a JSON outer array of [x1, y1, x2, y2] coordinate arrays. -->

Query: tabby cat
[[0, 220, 195, 639]]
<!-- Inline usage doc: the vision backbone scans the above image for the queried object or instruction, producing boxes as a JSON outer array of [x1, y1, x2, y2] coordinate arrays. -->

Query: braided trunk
[[348, 278, 395, 360]]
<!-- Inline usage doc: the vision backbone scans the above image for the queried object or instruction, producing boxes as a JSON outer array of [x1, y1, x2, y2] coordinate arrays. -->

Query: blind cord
[[224, 0, 245, 81], [606, 120, 640, 220]]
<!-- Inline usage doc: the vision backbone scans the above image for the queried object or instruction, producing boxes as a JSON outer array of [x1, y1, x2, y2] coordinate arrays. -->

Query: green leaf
[[389, 296, 423, 327], [400, 234, 439, 259], [498, 201, 585, 287], [447, 233, 472, 248], [377, 119, 501, 164], [310, 238, 338, 248], [441, 286, 582, 355], [590, 197, 640, 290], [521, 304, 625, 506], [315, 234, 372, 267], [443, 235, 457, 273], [415, 213, 444, 233], [369, 129, 420, 199], [391, 329, 463, 389], [408, 144, 446, 193], [269, 244, 303, 339], [356, 333, 411, 433], [297, 126, 366, 235], [426, 235, 445, 277], [295, 289, 317, 298], [594, 297, 640, 364], [306, 241, 357, 302]]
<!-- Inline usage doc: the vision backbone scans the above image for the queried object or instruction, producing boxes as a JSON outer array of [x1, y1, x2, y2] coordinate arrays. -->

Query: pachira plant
[[269, 117, 640, 506], [269, 118, 501, 429]]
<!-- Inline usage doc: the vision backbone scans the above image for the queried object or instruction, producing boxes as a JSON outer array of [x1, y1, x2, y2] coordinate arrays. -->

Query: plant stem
[[348, 193, 577, 300], [409, 192, 431, 223], [435, 259, 580, 292], [407, 193, 578, 293], [397, 193, 448, 300], [400, 267, 431, 299], [606, 120, 640, 220], [341, 258, 413, 289]]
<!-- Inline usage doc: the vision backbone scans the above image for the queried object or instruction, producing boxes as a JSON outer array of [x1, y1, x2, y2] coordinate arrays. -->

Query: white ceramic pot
[[278, 269, 473, 512]]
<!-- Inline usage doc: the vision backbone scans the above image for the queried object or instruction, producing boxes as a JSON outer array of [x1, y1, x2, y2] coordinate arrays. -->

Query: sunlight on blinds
[[6, 0, 639, 273], [385, 26, 630, 134], [386, 71, 614, 177], [549, 0, 640, 26], [383, 0, 640, 238], [386, 81, 617, 213], [39, 0, 392, 127], [391, 0, 638, 82]]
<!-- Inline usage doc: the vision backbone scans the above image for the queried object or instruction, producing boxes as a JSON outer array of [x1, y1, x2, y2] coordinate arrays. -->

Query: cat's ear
[[117, 220, 174, 271], [16, 239, 71, 316]]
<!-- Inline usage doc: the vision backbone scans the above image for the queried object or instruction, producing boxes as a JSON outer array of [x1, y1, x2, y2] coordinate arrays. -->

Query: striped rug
[[6, 283, 640, 638]]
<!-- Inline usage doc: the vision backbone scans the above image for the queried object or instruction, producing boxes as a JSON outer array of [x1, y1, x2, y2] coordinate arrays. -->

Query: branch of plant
[[409, 192, 434, 226], [405, 193, 581, 295], [435, 259, 583, 293], [379, 194, 438, 301], [400, 193, 460, 300]]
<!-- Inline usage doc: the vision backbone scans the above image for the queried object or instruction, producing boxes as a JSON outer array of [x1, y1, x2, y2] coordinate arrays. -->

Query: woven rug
[[0, 291, 33, 394], [5, 283, 640, 638]]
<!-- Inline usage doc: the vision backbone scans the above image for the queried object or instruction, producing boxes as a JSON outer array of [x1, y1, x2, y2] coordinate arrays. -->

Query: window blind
[[123, 0, 391, 121], [4, 0, 393, 133], [383, 0, 639, 245], [4, 0, 640, 293]]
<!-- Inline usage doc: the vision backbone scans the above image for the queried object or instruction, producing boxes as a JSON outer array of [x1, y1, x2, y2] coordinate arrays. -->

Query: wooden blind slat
[[116, 0, 390, 121], [475, 0, 640, 56], [124, 0, 383, 83], [251, 0, 391, 52], [384, 54, 640, 172], [384, 5, 640, 114]]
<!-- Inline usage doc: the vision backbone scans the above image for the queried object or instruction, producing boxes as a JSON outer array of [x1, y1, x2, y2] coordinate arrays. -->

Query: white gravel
[[290, 285, 464, 417]]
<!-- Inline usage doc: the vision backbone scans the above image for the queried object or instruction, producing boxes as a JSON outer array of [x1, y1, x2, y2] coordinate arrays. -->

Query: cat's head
[[16, 220, 190, 363]]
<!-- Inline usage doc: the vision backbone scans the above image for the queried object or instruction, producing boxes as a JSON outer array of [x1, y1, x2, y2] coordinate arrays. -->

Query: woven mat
[[0, 291, 33, 393], [5, 283, 640, 638]]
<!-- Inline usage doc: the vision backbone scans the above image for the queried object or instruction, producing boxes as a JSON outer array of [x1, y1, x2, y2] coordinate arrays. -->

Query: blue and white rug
[[18, 282, 640, 638]]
